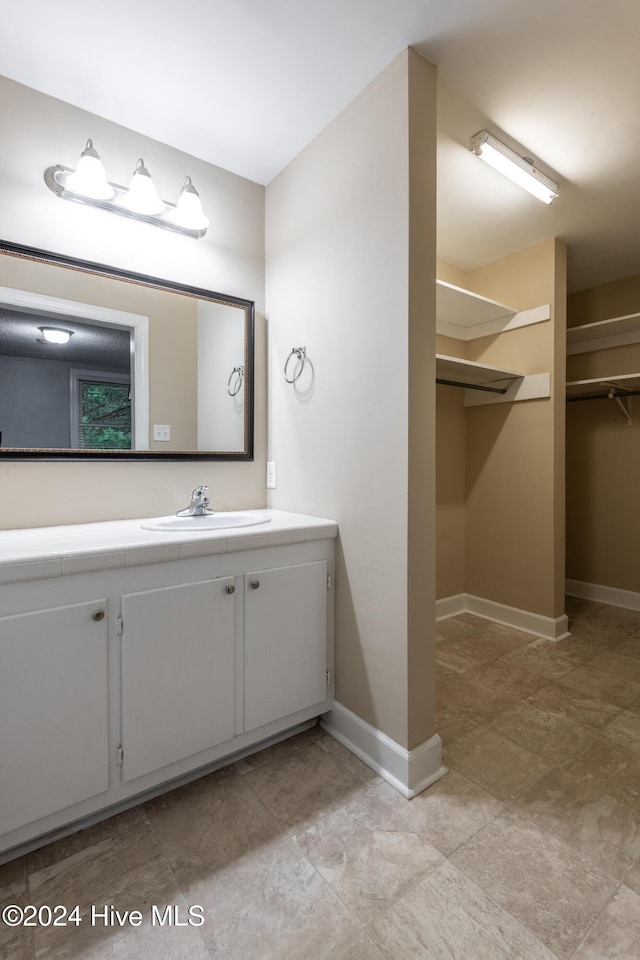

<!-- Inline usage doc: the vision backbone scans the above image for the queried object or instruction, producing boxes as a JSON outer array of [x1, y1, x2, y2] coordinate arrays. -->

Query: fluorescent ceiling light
[[470, 130, 559, 204]]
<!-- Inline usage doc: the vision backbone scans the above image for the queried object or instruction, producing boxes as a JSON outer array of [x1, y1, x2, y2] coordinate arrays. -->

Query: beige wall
[[436, 239, 567, 618], [266, 49, 437, 750], [0, 75, 266, 528], [566, 276, 640, 593]]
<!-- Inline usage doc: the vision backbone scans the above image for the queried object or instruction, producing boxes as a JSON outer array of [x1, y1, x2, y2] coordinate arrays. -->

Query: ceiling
[[1, 0, 639, 293]]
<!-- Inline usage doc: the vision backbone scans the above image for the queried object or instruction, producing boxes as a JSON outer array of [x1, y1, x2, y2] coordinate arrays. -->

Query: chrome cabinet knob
[[224, 584, 235, 595], [249, 579, 260, 590], [91, 609, 105, 622]]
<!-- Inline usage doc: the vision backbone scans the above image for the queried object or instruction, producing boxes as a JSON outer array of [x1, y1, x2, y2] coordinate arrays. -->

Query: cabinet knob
[[224, 584, 235, 595], [249, 579, 260, 590], [91, 609, 105, 622]]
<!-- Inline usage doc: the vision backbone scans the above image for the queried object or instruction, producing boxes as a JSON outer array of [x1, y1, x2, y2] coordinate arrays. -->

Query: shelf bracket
[[609, 388, 633, 426]]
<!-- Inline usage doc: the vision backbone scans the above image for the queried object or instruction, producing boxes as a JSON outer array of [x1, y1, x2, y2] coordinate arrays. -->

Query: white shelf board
[[567, 313, 640, 355], [436, 280, 551, 342], [464, 373, 551, 407], [566, 372, 640, 398], [436, 281, 516, 329], [436, 354, 523, 391]]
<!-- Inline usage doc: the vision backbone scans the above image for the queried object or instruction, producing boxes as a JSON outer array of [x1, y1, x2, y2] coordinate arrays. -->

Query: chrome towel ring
[[284, 346, 306, 383], [227, 365, 244, 397]]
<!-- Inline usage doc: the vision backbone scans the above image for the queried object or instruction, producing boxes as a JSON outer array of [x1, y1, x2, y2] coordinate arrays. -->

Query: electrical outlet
[[153, 424, 171, 442], [266, 461, 277, 488]]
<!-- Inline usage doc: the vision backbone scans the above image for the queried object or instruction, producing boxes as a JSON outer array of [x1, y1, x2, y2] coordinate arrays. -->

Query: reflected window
[[71, 370, 132, 450]]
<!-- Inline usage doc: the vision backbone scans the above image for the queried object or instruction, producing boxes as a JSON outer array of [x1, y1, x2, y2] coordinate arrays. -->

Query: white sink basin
[[141, 512, 271, 532]]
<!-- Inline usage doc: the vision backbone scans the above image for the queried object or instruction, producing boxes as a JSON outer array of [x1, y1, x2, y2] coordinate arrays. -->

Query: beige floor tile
[[487, 701, 594, 765], [525, 681, 624, 729], [294, 790, 443, 922], [554, 663, 640, 708], [612, 635, 640, 661], [571, 883, 640, 959], [451, 814, 618, 958], [511, 766, 640, 880], [185, 835, 361, 960], [314, 730, 383, 786], [435, 659, 464, 681], [499, 638, 585, 679], [562, 736, 640, 810], [436, 617, 483, 642], [625, 856, 640, 896], [329, 930, 388, 960], [566, 617, 625, 647], [373, 769, 505, 856], [601, 710, 640, 755], [28, 822, 210, 960], [242, 740, 368, 833], [437, 630, 531, 673], [464, 658, 549, 699], [0, 858, 34, 960], [26, 806, 148, 873], [367, 860, 557, 960], [444, 727, 550, 801], [565, 597, 607, 620], [586, 605, 640, 638], [589, 650, 640, 684], [437, 675, 519, 742], [629, 697, 640, 718], [146, 764, 283, 880]]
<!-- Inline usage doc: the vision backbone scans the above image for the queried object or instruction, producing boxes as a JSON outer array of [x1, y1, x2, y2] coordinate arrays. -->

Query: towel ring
[[227, 365, 244, 397], [284, 346, 306, 384]]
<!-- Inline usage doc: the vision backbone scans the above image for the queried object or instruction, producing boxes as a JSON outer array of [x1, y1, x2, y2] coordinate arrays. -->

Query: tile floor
[[2, 598, 640, 959]]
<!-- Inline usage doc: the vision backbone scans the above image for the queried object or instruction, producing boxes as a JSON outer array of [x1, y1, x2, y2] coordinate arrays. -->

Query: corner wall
[[0, 75, 266, 528], [266, 50, 438, 755]]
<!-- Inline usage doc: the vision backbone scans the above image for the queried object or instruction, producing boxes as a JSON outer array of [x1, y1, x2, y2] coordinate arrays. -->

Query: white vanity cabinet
[[0, 599, 110, 836], [244, 561, 328, 730], [0, 511, 336, 860], [120, 576, 238, 783]]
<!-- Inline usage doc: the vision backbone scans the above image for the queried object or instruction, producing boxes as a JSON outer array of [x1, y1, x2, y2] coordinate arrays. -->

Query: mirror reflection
[[0, 242, 254, 460]]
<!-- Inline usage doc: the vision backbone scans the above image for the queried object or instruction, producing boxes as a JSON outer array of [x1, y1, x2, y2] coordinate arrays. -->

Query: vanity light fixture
[[45, 140, 209, 238], [470, 130, 559, 205], [38, 326, 73, 344]]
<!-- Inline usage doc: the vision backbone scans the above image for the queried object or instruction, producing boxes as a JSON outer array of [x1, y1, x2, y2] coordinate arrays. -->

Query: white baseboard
[[436, 592, 570, 642], [566, 579, 640, 613], [320, 701, 446, 799]]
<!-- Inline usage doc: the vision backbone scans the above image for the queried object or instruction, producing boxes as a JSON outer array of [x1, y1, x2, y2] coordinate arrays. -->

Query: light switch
[[153, 424, 171, 442]]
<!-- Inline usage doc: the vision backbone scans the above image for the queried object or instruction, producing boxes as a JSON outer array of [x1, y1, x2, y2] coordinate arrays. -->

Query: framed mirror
[[0, 240, 254, 460]]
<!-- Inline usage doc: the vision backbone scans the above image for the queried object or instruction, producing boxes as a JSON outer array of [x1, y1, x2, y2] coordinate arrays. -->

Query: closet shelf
[[567, 313, 640, 355], [566, 373, 640, 400], [436, 280, 550, 342], [436, 354, 523, 394]]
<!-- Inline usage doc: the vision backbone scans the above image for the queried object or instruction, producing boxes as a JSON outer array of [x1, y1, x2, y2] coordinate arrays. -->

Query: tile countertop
[[0, 510, 338, 585]]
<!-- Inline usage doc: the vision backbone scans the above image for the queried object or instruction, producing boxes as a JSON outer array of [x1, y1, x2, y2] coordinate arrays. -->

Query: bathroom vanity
[[0, 510, 336, 860]]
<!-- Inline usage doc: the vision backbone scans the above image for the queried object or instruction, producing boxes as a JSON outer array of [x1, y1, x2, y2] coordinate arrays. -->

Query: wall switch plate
[[266, 461, 277, 488], [153, 424, 171, 442]]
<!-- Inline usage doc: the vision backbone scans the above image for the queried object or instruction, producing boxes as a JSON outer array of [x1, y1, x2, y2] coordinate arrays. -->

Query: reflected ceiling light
[[45, 140, 209, 238], [470, 130, 559, 205], [38, 326, 73, 344]]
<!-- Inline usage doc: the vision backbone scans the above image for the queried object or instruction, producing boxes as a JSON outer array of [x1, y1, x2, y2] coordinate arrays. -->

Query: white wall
[[0, 75, 266, 527], [266, 50, 437, 750]]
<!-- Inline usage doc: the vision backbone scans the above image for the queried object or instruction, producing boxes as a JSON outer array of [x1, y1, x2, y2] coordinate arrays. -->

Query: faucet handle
[[191, 484, 208, 500]]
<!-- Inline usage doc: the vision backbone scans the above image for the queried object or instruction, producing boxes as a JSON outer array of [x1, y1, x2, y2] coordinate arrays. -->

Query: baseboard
[[436, 592, 570, 642], [320, 701, 446, 799], [566, 579, 640, 613]]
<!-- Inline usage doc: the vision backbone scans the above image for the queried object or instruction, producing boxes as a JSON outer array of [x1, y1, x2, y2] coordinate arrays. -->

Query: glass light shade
[[471, 131, 559, 205], [123, 159, 165, 215], [66, 140, 115, 200], [39, 327, 73, 344], [172, 177, 209, 230]]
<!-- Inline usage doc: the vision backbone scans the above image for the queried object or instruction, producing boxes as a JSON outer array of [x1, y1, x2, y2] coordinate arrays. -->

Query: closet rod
[[566, 389, 640, 402], [436, 377, 514, 394]]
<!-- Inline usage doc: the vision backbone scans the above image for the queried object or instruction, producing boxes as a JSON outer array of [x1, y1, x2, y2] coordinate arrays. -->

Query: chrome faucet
[[176, 484, 215, 517]]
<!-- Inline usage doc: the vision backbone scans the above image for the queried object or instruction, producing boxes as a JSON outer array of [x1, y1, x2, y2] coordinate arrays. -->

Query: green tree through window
[[78, 380, 131, 450]]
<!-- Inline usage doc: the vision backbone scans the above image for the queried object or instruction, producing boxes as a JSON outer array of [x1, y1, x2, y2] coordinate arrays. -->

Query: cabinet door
[[0, 600, 109, 835], [244, 561, 327, 731], [121, 577, 236, 783]]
